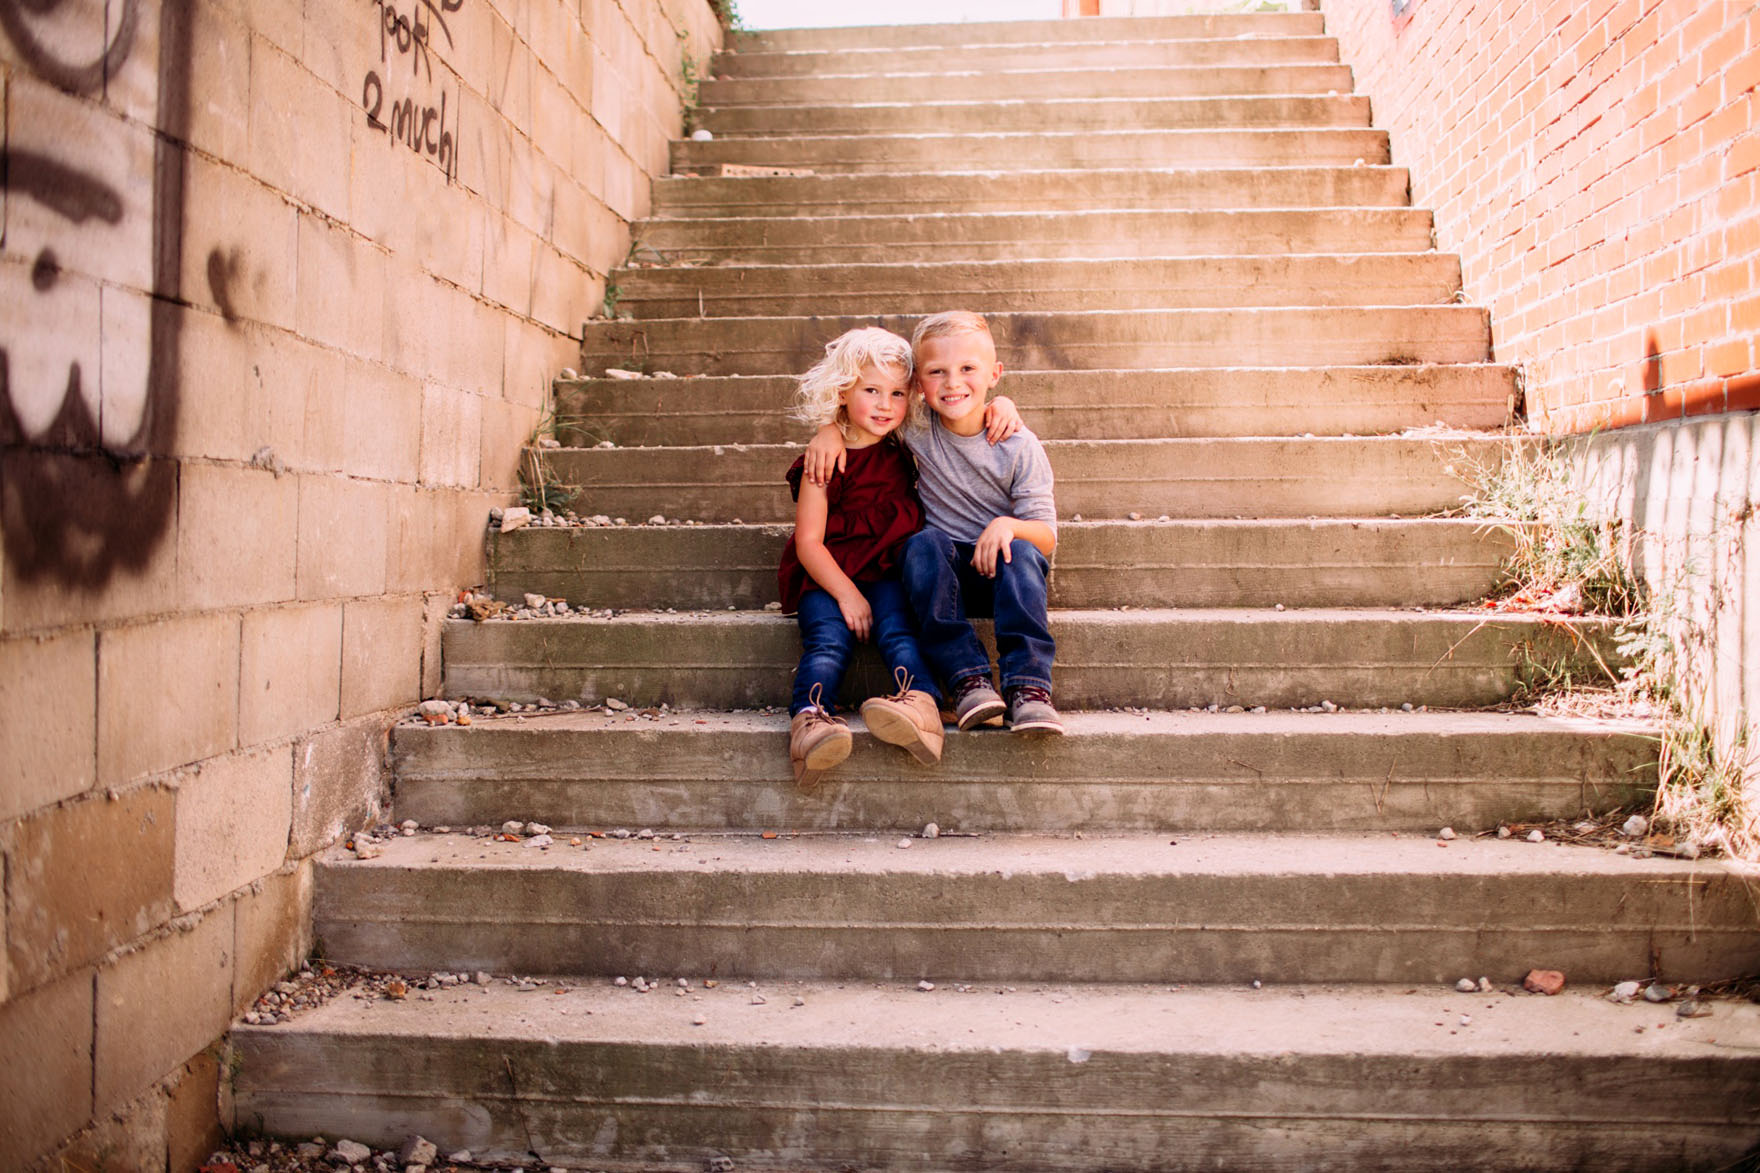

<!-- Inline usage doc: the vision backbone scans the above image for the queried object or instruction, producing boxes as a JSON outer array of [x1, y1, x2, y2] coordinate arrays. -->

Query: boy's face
[[915, 330, 1003, 436]]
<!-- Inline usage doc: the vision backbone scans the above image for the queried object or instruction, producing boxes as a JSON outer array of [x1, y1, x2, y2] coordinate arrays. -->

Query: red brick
[[1707, 339, 1753, 378]]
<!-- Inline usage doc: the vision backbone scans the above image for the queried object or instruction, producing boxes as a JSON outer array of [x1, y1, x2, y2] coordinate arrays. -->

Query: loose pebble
[[1523, 969, 1565, 996], [1455, 978, 1476, 993], [1438, 827, 1457, 841], [917, 980, 935, 992], [1644, 983, 1672, 1003], [897, 837, 913, 849], [1611, 981, 1641, 1003], [1526, 830, 1544, 843], [922, 822, 939, 839]]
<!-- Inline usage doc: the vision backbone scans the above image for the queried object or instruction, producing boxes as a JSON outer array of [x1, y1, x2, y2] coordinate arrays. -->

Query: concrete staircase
[[234, 14, 1760, 1169]]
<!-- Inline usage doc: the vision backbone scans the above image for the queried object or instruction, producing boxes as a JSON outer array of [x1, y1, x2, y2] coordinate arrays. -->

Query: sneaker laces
[[953, 674, 995, 701], [803, 682, 848, 726], [1009, 685, 1053, 706]]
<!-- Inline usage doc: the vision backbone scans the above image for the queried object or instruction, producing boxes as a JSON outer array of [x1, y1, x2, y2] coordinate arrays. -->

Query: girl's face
[[839, 361, 912, 445]]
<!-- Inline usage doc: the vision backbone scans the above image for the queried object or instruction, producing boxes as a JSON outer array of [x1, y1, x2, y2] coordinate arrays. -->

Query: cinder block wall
[[0, 0, 721, 1167], [1329, 0, 1756, 775]]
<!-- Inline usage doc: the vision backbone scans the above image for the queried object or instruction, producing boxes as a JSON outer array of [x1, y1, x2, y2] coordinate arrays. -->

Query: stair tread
[[326, 827, 1733, 884], [240, 977, 1760, 1060]]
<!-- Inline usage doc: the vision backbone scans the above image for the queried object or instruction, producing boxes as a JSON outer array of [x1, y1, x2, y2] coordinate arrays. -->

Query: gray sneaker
[[1006, 686, 1064, 736], [952, 674, 1006, 731]]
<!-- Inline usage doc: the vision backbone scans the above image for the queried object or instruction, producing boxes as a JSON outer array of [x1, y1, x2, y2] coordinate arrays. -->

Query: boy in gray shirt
[[809, 311, 1061, 735]]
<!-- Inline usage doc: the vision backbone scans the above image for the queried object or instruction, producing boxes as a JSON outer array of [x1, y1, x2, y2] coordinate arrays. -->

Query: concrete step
[[615, 255, 1463, 317], [487, 519, 1515, 612], [579, 309, 1488, 377], [651, 166, 1415, 218], [635, 209, 1435, 266], [440, 608, 1620, 711], [307, 832, 1758, 985], [696, 95, 1372, 138], [538, 435, 1497, 523], [552, 366, 1516, 445], [699, 63, 1357, 106], [714, 37, 1341, 79], [391, 709, 1656, 835], [673, 128, 1388, 174], [729, 13, 1327, 51], [232, 982, 1760, 1172]]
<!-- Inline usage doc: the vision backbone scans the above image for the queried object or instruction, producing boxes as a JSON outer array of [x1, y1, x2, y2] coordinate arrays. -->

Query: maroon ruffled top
[[777, 440, 924, 614]]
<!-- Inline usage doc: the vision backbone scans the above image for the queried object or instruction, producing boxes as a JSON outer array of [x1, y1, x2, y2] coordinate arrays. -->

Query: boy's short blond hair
[[911, 310, 994, 350], [791, 326, 919, 433]]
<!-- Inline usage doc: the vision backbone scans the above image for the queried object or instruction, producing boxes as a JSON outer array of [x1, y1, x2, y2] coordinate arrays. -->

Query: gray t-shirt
[[902, 419, 1057, 544]]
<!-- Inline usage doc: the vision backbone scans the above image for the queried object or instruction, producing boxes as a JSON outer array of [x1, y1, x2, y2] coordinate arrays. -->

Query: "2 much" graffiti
[[362, 0, 463, 182]]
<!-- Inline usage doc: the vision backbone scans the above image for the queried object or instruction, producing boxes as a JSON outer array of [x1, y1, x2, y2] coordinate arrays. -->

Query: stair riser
[[441, 613, 1616, 711], [234, 1033, 1760, 1172], [553, 367, 1516, 445], [651, 167, 1413, 218], [714, 38, 1342, 77], [673, 129, 1389, 173], [314, 862, 1752, 984], [580, 310, 1490, 377], [616, 256, 1463, 317], [542, 437, 1495, 523], [637, 209, 1434, 262], [696, 96, 1372, 137], [488, 521, 1514, 610], [700, 64, 1357, 105], [733, 13, 1327, 49], [392, 718, 1655, 834]]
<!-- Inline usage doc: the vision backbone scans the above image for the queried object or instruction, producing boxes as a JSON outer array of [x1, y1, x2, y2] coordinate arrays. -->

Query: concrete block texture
[[240, 603, 344, 746], [341, 596, 424, 718], [173, 745, 294, 912], [98, 613, 241, 786], [290, 718, 388, 858], [95, 905, 233, 1112], [176, 461, 300, 610], [295, 474, 391, 600], [5, 784, 174, 995], [0, 972, 95, 1168], [234, 862, 313, 1014], [0, 629, 97, 822]]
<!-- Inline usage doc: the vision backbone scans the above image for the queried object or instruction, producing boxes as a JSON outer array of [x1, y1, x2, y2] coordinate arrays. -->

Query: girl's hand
[[972, 518, 1018, 577], [837, 590, 873, 640], [804, 424, 847, 487], [983, 395, 1022, 444]]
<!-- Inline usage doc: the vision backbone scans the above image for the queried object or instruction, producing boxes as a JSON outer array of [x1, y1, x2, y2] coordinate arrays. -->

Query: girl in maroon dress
[[778, 328, 944, 790]]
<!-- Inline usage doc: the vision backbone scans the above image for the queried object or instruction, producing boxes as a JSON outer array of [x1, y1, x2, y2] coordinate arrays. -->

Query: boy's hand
[[836, 589, 872, 640], [983, 395, 1022, 444], [972, 518, 1019, 578], [804, 425, 847, 487]]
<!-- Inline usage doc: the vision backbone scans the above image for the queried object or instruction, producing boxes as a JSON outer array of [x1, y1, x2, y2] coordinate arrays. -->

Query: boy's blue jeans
[[791, 580, 940, 715], [899, 527, 1055, 695]]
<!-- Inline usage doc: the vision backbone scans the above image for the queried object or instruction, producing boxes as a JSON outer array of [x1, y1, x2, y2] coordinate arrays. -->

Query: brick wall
[[0, 0, 721, 1167], [1329, 0, 1756, 789], [1327, 0, 1760, 433]]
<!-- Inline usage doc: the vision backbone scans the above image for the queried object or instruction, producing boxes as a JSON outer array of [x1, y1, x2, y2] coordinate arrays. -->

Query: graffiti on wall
[[362, 0, 463, 182], [0, 0, 188, 585]]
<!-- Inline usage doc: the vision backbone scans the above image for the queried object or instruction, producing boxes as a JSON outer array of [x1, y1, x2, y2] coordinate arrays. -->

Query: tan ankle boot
[[860, 688, 944, 765], [790, 706, 851, 791]]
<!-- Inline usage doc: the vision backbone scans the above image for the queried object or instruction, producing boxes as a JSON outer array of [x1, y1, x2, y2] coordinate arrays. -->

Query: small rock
[[693, 1014, 707, 1025], [1496, 825, 1512, 839], [749, 994, 766, 1005], [1459, 1014, 1472, 1026], [677, 977, 690, 988], [502, 820, 526, 834], [529, 823, 552, 835], [921, 822, 940, 839], [328, 1140, 371, 1164], [499, 506, 531, 533], [445, 1154, 471, 1166], [707, 1157, 735, 1173], [691, 128, 714, 141], [523, 834, 553, 848], [524, 593, 547, 609], [399, 1137, 438, 1168], [1678, 999, 1712, 1018], [1523, 969, 1566, 996], [604, 368, 642, 380], [1438, 827, 1457, 841], [1127, 511, 1142, 520], [1478, 977, 1492, 993], [614, 976, 628, 986], [647, 514, 667, 525], [352, 838, 381, 860], [605, 698, 629, 711], [1621, 814, 1649, 838], [1611, 980, 1641, 1003], [296, 1144, 327, 1161], [637, 828, 655, 839], [1526, 830, 1545, 843], [1643, 983, 1672, 1003], [417, 699, 450, 720], [896, 837, 913, 849], [791, 996, 806, 1007], [1455, 977, 1476, 993], [917, 980, 935, 992], [474, 971, 491, 986]]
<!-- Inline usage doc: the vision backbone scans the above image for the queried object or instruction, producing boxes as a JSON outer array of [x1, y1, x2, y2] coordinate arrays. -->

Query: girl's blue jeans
[[791, 579, 939, 715]]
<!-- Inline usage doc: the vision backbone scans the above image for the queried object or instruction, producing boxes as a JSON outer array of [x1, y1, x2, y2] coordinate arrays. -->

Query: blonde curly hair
[[791, 327, 921, 435]]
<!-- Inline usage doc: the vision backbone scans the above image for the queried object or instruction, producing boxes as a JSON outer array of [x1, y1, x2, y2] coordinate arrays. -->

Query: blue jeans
[[791, 579, 940, 715], [899, 527, 1054, 695]]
